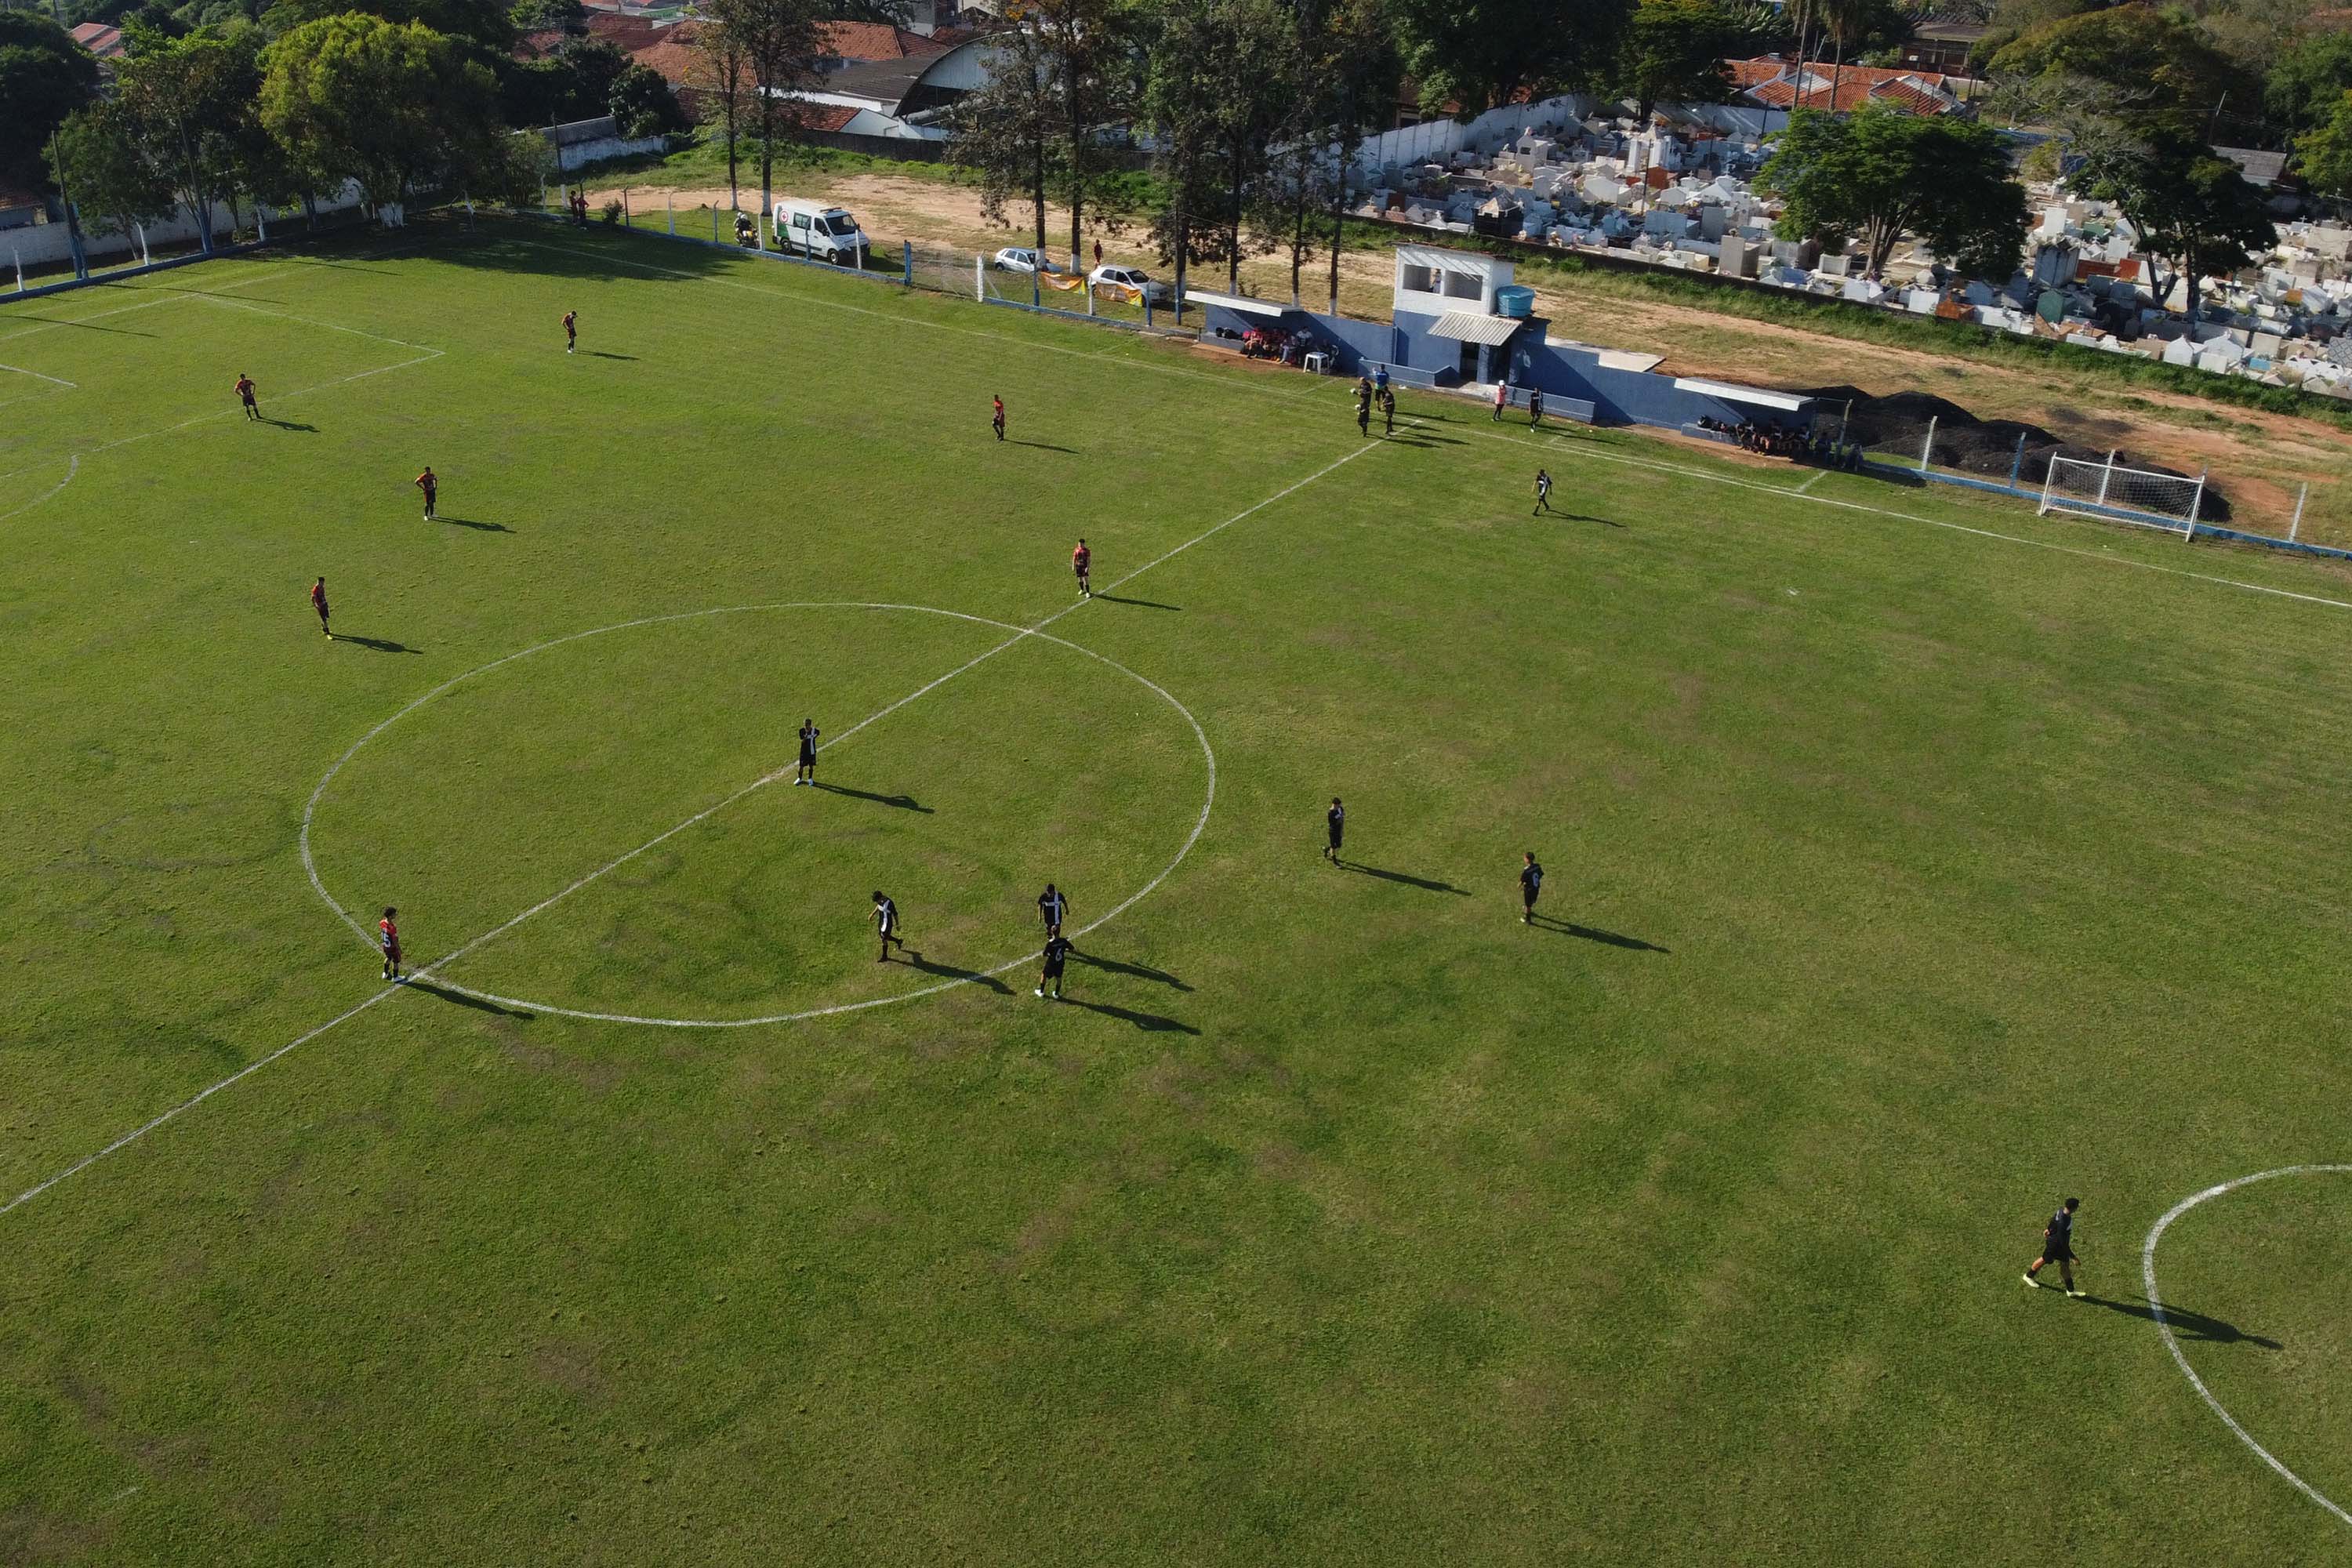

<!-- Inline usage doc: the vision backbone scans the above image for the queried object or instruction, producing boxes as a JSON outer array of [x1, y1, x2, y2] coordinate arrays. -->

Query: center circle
[[300, 602, 1215, 1026]]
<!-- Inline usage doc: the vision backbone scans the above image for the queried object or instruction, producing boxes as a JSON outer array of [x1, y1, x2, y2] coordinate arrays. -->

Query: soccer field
[[2, 217, 2347, 1566]]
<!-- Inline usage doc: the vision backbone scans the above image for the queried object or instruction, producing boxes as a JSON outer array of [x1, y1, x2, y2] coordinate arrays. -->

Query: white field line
[[0, 361, 76, 388], [2141, 1165, 2352, 1528], [0, 454, 77, 527], [0, 260, 297, 346], [9, 439, 1380, 1217], [1792, 468, 1825, 495], [521, 230, 2352, 619], [0, 989, 400, 1218]]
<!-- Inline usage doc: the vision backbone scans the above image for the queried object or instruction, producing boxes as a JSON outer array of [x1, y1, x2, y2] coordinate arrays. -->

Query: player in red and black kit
[[992, 394, 1005, 441], [235, 373, 260, 420], [379, 906, 404, 982], [563, 310, 577, 354], [310, 576, 332, 639], [2024, 1196, 2085, 1298], [415, 466, 437, 520], [1072, 538, 1091, 598]]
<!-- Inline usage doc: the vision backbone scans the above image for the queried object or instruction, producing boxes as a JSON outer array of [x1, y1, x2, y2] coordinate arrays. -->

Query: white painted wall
[[8, 185, 369, 270]]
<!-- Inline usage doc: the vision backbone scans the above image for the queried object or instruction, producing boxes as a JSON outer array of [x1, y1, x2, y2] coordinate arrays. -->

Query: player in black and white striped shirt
[[1037, 883, 1068, 938], [872, 890, 905, 962]]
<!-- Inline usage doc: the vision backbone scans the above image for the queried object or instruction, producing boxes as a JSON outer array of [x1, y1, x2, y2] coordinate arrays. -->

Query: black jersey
[[2046, 1207, 2074, 1249], [1520, 862, 1543, 898], [1042, 935, 1073, 969], [798, 723, 819, 757], [875, 897, 898, 932], [1038, 889, 1067, 925], [1327, 804, 1345, 838]]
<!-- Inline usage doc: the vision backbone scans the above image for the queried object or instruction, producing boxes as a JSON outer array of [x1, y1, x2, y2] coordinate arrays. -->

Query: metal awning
[[1427, 312, 1525, 346], [1673, 376, 1812, 412], [1184, 289, 1289, 319]]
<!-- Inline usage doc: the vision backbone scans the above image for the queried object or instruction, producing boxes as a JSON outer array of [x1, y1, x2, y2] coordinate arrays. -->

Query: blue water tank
[[1494, 285, 1535, 318]]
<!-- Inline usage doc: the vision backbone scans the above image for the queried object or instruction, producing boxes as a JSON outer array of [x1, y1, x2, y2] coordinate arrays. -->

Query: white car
[[993, 247, 1060, 274], [1087, 263, 1173, 305]]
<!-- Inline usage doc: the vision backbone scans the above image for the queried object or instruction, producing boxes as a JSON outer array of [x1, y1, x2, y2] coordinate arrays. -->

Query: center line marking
[[6, 437, 1386, 1218]]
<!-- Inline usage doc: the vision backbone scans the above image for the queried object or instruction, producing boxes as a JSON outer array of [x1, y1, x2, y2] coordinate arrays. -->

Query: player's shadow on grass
[[336, 633, 421, 653], [587, 351, 637, 361], [1528, 914, 1668, 953], [1062, 996, 1199, 1033], [14, 314, 157, 338], [261, 418, 318, 433], [436, 515, 512, 532], [1007, 439, 1077, 452], [1091, 593, 1181, 611], [1337, 860, 1471, 896], [1070, 949, 1191, 991], [405, 979, 533, 1020], [903, 953, 1013, 994], [811, 781, 931, 811], [2081, 1296, 2281, 1348], [1541, 510, 1622, 528]]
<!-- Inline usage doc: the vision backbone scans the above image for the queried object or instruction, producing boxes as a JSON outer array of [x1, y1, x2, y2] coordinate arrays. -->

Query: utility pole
[[48, 128, 88, 281]]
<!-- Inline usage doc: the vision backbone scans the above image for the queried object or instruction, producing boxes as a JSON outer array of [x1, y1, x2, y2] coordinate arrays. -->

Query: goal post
[[2036, 454, 2205, 539]]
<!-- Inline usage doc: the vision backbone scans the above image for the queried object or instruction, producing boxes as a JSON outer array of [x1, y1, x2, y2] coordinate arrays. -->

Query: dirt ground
[[590, 170, 2350, 543]]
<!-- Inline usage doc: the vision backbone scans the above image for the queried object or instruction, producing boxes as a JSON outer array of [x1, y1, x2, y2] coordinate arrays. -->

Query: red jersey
[[379, 917, 400, 953], [310, 583, 327, 612], [993, 397, 1004, 419], [415, 470, 436, 495], [563, 312, 576, 334], [236, 377, 255, 401], [1072, 546, 1089, 571]]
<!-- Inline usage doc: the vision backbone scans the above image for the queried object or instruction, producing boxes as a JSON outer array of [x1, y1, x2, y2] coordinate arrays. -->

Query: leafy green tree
[[693, 16, 754, 214], [948, 18, 1058, 252], [53, 100, 177, 241], [2080, 130, 2274, 321], [112, 31, 260, 251], [2296, 89, 2352, 198], [701, 0, 822, 235], [260, 0, 513, 53], [1758, 103, 2028, 280], [508, 0, 586, 38], [1394, 0, 1628, 114], [1032, 0, 1139, 274], [1142, 0, 1227, 302], [1613, 0, 1737, 121], [608, 59, 684, 137], [0, 12, 100, 197], [1987, 5, 2253, 142], [2266, 31, 2352, 137], [259, 13, 508, 209]]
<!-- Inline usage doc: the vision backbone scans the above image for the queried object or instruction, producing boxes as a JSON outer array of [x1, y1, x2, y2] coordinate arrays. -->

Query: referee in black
[[1519, 851, 1543, 924], [2024, 1196, 2085, 1297], [1324, 797, 1345, 863]]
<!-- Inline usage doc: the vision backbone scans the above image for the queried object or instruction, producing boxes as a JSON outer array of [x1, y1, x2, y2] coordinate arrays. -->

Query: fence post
[[539, 176, 546, 213], [12, 251, 20, 293], [975, 252, 983, 301], [1918, 415, 1936, 474], [1032, 270, 1039, 309], [666, 192, 674, 235], [2008, 432, 2026, 492], [136, 222, 149, 267], [1839, 397, 1851, 446], [2184, 470, 2205, 540], [902, 238, 912, 288], [2289, 483, 2307, 543], [712, 206, 719, 244], [622, 189, 630, 228], [2096, 449, 2116, 507]]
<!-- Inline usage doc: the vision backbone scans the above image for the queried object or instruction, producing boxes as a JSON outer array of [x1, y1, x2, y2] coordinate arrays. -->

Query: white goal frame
[[2037, 452, 2207, 539]]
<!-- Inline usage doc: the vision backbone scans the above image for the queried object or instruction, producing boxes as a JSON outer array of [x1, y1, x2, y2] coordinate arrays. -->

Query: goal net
[[2038, 455, 2206, 536]]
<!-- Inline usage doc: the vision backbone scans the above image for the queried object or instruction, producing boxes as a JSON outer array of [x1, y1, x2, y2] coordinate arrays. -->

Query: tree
[[2296, 89, 2352, 199], [692, 16, 754, 214], [1987, 5, 2254, 143], [0, 12, 100, 197], [2266, 31, 2352, 138], [1316, 0, 1400, 313], [1032, 0, 1138, 275], [948, 21, 1058, 253], [259, 13, 508, 210], [508, 0, 586, 38], [1142, 0, 1225, 303], [112, 31, 261, 252], [1205, 0, 1295, 288], [2080, 131, 2276, 320], [260, 0, 514, 52], [1613, 0, 1737, 122], [608, 59, 685, 137], [702, 0, 822, 241], [1394, 0, 1628, 113], [1758, 104, 2028, 280], [53, 101, 177, 241]]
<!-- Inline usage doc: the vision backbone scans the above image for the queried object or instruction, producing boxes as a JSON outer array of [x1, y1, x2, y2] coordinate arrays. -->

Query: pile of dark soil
[[1796, 384, 2230, 519]]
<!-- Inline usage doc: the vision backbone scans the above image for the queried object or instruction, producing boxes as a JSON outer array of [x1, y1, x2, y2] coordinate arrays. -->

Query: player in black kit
[[2024, 1197, 2085, 1297], [1325, 798, 1345, 863]]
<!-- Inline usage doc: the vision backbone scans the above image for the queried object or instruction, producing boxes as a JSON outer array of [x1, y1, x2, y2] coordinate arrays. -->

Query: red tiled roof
[[70, 21, 124, 56], [630, 39, 707, 87], [793, 103, 861, 132], [1731, 56, 1959, 114], [815, 21, 951, 61]]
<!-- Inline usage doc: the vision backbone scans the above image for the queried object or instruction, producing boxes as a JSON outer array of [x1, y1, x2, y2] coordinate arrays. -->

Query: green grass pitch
[[2, 217, 2348, 1566]]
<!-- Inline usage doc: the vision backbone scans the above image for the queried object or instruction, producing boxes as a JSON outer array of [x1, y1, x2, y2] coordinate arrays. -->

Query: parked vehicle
[[992, 247, 1062, 274], [773, 201, 871, 266], [1086, 263, 1173, 306]]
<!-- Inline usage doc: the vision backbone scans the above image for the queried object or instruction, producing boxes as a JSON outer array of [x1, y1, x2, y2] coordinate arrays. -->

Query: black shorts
[[1328, 829, 1342, 848], [1523, 888, 1539, 906], [2042, 1242, 2075, 1263], [1042, 960, 1065, 979], [799, 749, 815, 766]]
